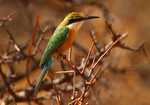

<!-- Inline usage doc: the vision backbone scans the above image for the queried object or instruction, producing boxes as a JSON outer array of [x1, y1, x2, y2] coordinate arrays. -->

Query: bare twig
[[92, 36, 122, 70], [0, 11, 15, 27], [81, 40, 95, 74], [68, 47, 72, 61], [90, 30, 101, 53], [72, 71, 76, 100], [47, 70, 61, 105], [57, 48, 88, 80], [26, 13, 40, 85], [0, 65, 17, 99], [5, 28, 25, 55], [89, 64, 103, 84], [88, 52, 96, 77], [75, 64, 103, 104], [54, 70, 74, 74], [106, 21, 144, 52], [119, 42, 144, 51]]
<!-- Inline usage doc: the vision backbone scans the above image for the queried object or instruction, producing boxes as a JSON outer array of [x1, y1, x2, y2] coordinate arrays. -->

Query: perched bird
[[33, 12, 99, 97]]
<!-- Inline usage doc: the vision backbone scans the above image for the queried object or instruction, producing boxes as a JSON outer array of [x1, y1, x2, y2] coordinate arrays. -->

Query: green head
[[55, 12, 99, 31]]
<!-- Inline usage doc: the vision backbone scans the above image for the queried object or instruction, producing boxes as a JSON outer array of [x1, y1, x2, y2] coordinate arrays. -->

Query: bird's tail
[[33, 58, 53, 98]]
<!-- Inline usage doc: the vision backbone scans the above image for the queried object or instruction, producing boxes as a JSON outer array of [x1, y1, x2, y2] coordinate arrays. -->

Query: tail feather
[[33, 67, 47, 98], [33, 58, 53, 98]]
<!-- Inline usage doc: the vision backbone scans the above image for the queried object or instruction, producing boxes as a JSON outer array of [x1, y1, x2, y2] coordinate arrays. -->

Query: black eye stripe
[[67, 17, 80, 25], [68, 19, 79, 25], [67, 14, 84, 25]]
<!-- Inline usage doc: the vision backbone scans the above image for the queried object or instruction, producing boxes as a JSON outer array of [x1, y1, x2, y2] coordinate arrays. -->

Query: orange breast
[[53, 21, 83, 57], [53, 29, 77, 57], [60, 29, 76, 51]]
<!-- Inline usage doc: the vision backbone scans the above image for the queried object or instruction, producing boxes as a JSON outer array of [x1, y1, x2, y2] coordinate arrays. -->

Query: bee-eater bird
[[33, 12, 99, 97]]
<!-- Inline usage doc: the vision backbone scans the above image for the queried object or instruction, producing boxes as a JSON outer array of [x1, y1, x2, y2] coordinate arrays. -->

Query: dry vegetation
[[0, 0, 150, 105]]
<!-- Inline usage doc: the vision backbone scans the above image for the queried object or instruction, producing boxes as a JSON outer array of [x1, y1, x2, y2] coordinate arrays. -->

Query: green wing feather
[[39, 27, 69, 67]]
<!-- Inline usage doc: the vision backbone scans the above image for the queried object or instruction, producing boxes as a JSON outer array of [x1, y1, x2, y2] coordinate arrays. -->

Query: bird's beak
[[69, 16, 99, 23], [80, 16, 99, 21]]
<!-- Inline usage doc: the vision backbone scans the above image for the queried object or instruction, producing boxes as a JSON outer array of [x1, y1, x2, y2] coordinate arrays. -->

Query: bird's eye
[[68, 19, 74, 24], [67, 15, 82, 25]]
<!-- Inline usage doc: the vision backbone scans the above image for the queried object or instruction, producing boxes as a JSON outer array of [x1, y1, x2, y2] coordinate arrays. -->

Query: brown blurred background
[[0, 0, 150, 105]]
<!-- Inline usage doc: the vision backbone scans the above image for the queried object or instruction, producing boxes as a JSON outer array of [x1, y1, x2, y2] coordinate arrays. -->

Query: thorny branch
[[26, 13, 40, 85], [0, 11, 15, 27], [105, 21, 144, 52]]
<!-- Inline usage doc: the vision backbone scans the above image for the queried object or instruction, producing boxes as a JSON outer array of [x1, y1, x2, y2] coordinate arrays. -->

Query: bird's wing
[[39, 27, 69, 67]]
